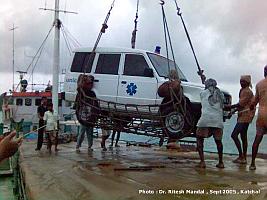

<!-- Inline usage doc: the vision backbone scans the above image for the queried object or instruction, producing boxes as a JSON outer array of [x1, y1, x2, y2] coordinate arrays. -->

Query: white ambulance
[[64, 47, 231, 137]]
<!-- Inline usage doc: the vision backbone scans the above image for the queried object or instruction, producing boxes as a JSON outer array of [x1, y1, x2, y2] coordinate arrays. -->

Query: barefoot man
[[231, 75, 255, 164], [249, 65, 267, 170], [196, 78, 225, 169]]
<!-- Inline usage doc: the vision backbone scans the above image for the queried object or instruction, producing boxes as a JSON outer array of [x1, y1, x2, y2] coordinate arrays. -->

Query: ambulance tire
[[162, 107, 185, 139]]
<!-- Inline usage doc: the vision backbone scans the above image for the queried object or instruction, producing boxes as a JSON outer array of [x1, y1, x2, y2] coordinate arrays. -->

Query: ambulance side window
[[95, 54, 121, 75], [124, 54, 150, 77]]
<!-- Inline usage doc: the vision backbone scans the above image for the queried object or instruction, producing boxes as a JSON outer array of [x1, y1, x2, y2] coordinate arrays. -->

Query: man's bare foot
[[87, 148, 93, 154], [102, 147, 107, 151], [196, 161, 206, 168], [240, 158, 247, 164], [249, 164, 256, 170], [232, 157, 243, 163], [216, 162, 224, 169]]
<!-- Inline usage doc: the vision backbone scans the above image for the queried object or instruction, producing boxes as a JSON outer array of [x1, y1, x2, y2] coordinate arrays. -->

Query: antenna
[[39, 1, 78, 15], [9, 24, 18, 92], [64, 0, 67, 14], [16, 70, 27, 80], [24, 50, 40, 91]]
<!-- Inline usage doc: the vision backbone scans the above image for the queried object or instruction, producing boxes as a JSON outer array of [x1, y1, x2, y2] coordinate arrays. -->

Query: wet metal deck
[[0, 177, 14, 200], [0, 159, 14, 200], [19, 140, 267, 200]]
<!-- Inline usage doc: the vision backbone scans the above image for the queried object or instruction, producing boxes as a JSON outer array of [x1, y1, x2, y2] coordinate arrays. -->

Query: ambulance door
[[92, 53, 121, 103], [117, 54, 158, 105]]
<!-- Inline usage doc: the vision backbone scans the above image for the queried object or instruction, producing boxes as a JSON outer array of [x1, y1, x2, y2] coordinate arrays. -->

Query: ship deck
[[19, 139, 267, 200], [0, 159, 14, 200]]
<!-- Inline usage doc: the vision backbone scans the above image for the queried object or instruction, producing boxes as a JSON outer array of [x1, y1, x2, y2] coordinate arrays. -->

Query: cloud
[[0, 0, 266, 99], [169, 0, 267, 86]]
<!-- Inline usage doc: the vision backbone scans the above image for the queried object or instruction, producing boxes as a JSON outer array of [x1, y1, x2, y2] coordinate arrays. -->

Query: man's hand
[[250, 104, 255, 111], [38, 114, 43, 120], [0, 131, 22, 162], [223, 104, 232, 111]]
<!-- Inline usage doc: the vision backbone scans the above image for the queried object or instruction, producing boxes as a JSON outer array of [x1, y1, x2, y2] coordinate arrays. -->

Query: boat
[[0, 0, 77, 135], [0, 63, 73, 132], [0, 1, 77, 198], [1, 90, 72, 134]]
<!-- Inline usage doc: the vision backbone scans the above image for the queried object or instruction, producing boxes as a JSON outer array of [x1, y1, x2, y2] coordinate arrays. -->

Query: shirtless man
[[249, 65, 267, 170], [231, 75, 255, 164]]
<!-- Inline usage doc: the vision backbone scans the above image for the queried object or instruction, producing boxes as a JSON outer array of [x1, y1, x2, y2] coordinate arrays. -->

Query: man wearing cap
[[196, 78, 225, 168], [230, 75, 255, 164], [249, 65, 267, 170]]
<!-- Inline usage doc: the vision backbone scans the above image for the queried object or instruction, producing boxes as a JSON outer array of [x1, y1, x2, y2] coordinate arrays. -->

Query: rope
[[61, 26, 72, 55], [83, 0, 116, 73], [20, 124, 47, 139], [173, 0, 205, 84], [77, 85, 190, 139], [61, 24, 81, 51], [94, 0, 116, 49], [61, 24, 81, 47], [28, 40, 47, 84], [160, 1, 194, 137], [20, 111, 76, 139], [170, 87, 194, 129], [24, 25, 54, 73], [160, 2, 171, 76], [131, 0, 139, 49], [204, 150, 239, 156], [161, 4, 178, 73]]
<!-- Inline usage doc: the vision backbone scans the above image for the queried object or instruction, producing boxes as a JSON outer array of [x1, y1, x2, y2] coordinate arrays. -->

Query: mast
[[10, 24, 18, 91], [52, 0, 60, 117], [40, 0, 77, 116]]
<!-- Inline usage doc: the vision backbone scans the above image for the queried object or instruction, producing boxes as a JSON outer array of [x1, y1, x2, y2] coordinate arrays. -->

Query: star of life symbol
[[126, 83, 137, 96]]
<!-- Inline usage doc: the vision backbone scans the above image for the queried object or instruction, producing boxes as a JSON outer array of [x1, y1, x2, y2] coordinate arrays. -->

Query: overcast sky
[[0, 0, 266, 102]]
